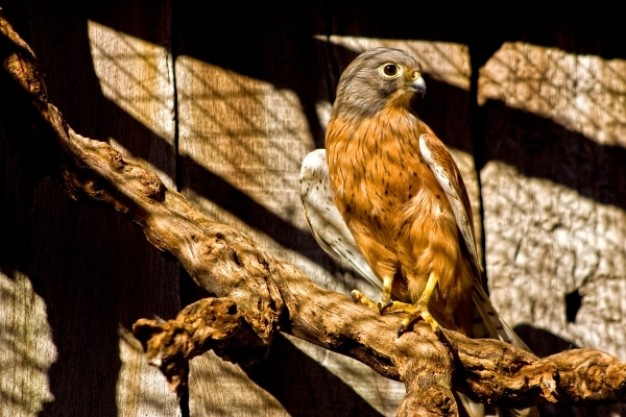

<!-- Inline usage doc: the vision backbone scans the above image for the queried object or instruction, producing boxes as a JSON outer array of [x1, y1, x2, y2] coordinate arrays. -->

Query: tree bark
[[1, 11, 625, 417]]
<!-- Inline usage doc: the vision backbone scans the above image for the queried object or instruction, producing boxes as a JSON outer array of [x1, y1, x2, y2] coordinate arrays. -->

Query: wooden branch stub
[[132, 297, 270, 394], [443, 329, 558, 408], [548, 348, 626, 404], [0, 14, 47, 102]]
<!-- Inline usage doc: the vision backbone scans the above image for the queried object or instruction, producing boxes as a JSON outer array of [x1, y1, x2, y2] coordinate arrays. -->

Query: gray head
[[332, 47, 426, 118]]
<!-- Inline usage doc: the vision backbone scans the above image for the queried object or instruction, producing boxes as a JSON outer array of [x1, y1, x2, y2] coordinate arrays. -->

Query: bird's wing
[[299, 149, 382, 290], [418, 133, 532, 351], [418, 133, 482, 274], [419, 134, 537, 417]]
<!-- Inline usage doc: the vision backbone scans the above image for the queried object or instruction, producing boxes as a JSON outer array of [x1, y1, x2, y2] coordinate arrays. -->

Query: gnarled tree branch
[[1, 11, 625, 417]]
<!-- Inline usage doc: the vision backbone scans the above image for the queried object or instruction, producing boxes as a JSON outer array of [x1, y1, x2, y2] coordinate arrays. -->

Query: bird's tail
[[466, 280, 539, 417], [470, 280, 530, 350]]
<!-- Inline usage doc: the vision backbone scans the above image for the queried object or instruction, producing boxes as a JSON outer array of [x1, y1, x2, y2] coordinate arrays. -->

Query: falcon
[[324, 46, 484, 335], [300, 146, 524, 344], [302, 46, 537, 416]]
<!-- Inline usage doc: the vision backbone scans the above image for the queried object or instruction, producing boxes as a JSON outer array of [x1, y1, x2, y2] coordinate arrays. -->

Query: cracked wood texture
[[1, 2, 626, 417]]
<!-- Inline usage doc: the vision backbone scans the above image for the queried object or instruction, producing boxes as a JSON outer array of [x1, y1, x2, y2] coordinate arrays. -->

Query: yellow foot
[[394, 271, 441, 336], [352, 272, 394, 314], [397, 302, 439, 335], [352, 271, 441, 337], [351, 290, 410, 318], [377, 299, 440, 335], [376, 298, 393, 314]]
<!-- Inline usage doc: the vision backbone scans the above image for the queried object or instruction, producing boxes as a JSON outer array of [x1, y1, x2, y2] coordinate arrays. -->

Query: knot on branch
[[132, 297, 272, 394], [186, 222, 284, 344], [65, 130, 167, 203]]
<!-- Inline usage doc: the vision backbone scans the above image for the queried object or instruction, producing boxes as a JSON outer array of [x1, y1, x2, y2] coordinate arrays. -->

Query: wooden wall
[[1, 1, 625, 416]]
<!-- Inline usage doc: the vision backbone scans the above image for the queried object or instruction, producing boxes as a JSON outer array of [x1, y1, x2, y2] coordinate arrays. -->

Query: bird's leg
[[353, 272, 440, 336], [397, 271, 440, 335], [377, 275, 395, 312], [380, 271, 440, 335]]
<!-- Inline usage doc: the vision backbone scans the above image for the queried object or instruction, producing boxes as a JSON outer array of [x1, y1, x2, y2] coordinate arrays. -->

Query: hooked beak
[[409, 74, 426, 99]]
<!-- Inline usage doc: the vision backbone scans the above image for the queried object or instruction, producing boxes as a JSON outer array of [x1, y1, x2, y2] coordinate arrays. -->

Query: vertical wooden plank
[[86, 18, 177, 189], [478, 42, 626, 362], [0, 1, 180, 416]]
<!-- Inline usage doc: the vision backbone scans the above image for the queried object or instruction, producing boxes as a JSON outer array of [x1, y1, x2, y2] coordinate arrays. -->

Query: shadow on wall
[[244, 334, 388, 417]]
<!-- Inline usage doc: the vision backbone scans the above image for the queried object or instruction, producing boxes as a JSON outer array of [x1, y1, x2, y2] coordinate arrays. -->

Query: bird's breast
[[326, 109, 442, 238]]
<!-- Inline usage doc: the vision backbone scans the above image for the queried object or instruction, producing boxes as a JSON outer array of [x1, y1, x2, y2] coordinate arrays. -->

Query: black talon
[[377, 299, 393, 314]]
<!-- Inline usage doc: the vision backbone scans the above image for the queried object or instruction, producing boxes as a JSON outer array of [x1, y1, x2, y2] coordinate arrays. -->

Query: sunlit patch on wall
[[0, 273, 56, 415], [479, 41, 626, 147], [87, 20, 176, 142], [174, 55, 314, 233], [483, 161, 626, 358], [116, 326, 178, 415]]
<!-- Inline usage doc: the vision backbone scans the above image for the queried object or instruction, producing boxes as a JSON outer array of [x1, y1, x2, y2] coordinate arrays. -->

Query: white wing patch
[[299, 149, 382, 290], [418, 134, 482, 273]]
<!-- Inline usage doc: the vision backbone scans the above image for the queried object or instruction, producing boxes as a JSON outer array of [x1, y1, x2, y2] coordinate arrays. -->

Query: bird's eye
[[382, 64, 398, 77]]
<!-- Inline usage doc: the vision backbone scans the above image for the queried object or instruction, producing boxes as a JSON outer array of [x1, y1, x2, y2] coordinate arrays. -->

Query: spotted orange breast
[[326, 105, 475, 334]]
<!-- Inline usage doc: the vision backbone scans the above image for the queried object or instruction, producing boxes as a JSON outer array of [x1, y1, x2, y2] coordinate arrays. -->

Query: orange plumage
[[325, 47, 481, 336]]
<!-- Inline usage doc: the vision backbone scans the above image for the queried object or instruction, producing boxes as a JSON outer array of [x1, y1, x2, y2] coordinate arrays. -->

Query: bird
[[302, 46, 537, 417], [324, 46, 482, 335], [300, 147, 524, 344]]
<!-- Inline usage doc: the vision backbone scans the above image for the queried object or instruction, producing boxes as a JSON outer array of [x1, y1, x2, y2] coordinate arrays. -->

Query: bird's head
[[332, 47, 426, 118]]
